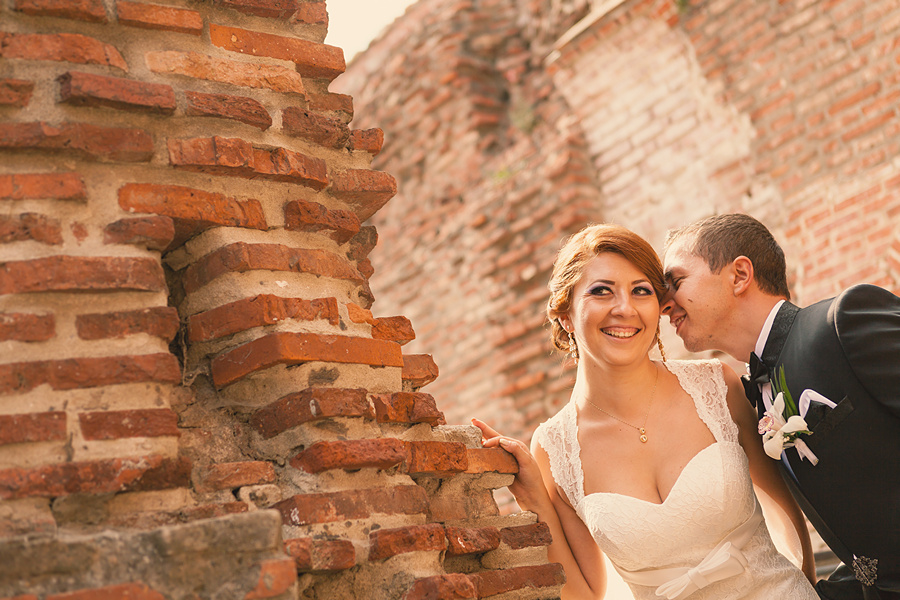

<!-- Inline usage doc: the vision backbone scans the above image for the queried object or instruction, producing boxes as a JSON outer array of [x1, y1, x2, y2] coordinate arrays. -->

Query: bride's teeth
[[604, 329, 637, 338]]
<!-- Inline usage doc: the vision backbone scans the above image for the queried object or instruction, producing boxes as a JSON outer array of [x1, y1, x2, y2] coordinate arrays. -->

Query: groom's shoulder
[[833, 283, 899, 312], [826, 283, 900, 336]]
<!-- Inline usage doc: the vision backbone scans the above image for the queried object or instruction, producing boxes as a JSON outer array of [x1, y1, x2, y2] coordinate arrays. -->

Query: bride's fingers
[[471, 418, 501, 439], [498, 437, 529, 459], [471, 420, 531, 462], [481, 436, 501, 448]]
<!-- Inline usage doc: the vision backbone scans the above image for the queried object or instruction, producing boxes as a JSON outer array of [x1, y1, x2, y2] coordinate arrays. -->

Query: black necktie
[[747, 351, 770, 386], [741, 352, 770, 408], [744, 302, 799, 410]]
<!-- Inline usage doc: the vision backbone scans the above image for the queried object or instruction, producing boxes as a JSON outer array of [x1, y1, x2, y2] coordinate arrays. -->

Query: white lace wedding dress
[[534, 359, 817, 600]]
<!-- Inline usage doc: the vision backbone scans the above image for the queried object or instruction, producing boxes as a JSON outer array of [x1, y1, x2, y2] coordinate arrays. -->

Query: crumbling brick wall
[[336, 0, 900, 449], [334, 0, 603, 441], [0, 0, 563, 598]]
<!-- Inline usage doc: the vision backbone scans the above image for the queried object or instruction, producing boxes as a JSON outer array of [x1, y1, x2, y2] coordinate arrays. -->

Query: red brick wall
[[551, 0, 900, 303], [336, 0, 900, 449], [0, 0, 561, 598], [335, 0, 600, 441]]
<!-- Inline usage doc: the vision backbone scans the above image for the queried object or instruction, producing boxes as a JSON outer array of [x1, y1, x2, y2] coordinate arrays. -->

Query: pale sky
[[325, 0, 419, 61]]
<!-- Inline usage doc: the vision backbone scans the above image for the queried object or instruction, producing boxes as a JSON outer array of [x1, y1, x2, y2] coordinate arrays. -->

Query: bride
[[474, 224, 818, 599]]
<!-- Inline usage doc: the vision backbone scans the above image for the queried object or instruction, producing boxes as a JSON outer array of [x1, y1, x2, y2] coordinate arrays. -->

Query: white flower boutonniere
[[757, 367, 819, 465]]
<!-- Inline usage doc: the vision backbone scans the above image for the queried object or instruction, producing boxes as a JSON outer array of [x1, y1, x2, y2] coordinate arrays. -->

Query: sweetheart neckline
[[578, 441, 722, 508], [560, 360, 739, 510]]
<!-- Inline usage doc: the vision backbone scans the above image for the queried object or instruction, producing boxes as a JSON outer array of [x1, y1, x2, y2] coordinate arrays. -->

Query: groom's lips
[[672, 315, 685, 333]]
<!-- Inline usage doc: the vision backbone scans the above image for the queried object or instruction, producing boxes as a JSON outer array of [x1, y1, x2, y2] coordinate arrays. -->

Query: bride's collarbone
[[578, 411, 717, 504], [579, 395, 712, 450]]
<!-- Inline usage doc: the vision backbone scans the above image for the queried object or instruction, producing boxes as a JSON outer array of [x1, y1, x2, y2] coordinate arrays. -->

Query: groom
[[661, 213, 899, 600]]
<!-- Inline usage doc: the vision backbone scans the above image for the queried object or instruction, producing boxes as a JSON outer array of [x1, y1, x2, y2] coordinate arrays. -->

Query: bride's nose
[[612, 293, 638, 316]]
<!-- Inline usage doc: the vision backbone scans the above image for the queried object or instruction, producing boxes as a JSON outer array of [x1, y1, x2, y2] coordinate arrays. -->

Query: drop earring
[[568, 330, 579, 365]]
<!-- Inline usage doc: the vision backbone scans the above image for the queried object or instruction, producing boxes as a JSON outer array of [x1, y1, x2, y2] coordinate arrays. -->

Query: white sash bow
[[615, 501, 763, 600]]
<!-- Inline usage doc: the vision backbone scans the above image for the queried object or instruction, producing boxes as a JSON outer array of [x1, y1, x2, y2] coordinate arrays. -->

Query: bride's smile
[[601, 326, 640, 338]]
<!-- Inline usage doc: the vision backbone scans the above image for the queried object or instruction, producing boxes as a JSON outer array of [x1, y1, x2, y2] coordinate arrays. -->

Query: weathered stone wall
[[334, 0, 604, 440], [336, 0, 900, 448], [550, 0, 900, 303], [0, 0, 563, 598]]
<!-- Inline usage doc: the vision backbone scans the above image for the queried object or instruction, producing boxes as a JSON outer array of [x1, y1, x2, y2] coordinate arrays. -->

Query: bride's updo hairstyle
[[547, 223, 667, 353]]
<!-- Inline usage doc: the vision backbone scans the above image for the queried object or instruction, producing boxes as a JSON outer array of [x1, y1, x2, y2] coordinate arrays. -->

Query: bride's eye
[[634, 286, 654, 296], [588, 285, 611, 296]]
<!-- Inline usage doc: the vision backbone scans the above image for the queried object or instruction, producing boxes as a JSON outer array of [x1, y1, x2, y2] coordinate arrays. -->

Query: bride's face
[[564, 252, 660, 368]]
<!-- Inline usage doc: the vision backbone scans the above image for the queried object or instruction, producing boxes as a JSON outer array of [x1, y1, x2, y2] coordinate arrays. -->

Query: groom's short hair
[[666, 213, 791, 299]]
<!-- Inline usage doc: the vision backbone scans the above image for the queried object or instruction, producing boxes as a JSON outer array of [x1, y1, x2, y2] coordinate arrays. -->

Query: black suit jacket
[[752, 284, 900, 599]]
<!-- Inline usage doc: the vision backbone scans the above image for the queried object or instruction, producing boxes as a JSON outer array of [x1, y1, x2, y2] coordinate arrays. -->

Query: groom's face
[[662, 239, 733, 353]]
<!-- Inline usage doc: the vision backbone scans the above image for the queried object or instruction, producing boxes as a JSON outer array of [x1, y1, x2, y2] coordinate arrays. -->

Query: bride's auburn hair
[[547, 223, 667, 353]]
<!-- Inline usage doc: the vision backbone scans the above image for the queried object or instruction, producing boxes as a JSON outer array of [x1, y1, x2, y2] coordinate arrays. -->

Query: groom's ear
[[731, 256, 754, 295]]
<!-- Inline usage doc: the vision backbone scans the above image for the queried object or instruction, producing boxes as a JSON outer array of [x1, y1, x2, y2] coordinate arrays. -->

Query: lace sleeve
[[665, 359, 739, 444], [533, 403, 584, 509]]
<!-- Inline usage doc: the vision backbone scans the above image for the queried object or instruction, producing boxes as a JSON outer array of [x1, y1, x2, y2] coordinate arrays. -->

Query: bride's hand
[[471, 418, 548, 511]]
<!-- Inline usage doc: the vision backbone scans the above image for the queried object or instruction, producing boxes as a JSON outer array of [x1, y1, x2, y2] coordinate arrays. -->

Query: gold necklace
[[587, 363, 659, 443]]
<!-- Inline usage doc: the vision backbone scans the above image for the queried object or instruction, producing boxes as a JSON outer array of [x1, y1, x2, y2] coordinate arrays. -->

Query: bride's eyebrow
[[588, 279, 650, 286]]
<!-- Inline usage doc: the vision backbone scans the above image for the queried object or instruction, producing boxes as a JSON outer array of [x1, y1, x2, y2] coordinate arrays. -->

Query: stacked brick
[[334, 0, 603, 444], [336, 0, 900, 454], [1, 0, 562, 598]]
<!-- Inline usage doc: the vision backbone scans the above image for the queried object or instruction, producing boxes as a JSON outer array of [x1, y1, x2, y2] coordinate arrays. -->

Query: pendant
[[639, 428, 648, 443]]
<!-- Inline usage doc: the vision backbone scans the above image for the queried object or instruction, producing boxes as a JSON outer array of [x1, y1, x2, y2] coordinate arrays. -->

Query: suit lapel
[[750, 302, 800, 420], [758, 302, 804, 481], [761, 302, 858, 566], [761, 301, 800, 369]]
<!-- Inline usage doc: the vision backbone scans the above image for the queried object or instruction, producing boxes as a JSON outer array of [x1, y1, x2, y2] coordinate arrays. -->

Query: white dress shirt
[[752, 300, 799, 478]]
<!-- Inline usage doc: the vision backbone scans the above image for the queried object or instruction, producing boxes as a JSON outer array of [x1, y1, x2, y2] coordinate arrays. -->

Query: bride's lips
[[601, 327, 640, 339]]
